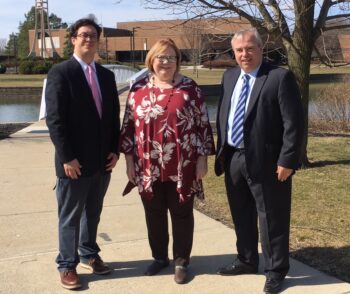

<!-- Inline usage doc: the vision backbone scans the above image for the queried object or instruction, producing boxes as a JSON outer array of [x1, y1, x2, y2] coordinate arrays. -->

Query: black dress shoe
[[217, 260, 258, 276], [144, 259, 169, 276], [263, 276, 284, 294]]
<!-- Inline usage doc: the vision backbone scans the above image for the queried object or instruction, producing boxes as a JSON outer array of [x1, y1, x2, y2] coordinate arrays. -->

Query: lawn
[[0, 74, 46, 87], [197, 135, 350, 282]]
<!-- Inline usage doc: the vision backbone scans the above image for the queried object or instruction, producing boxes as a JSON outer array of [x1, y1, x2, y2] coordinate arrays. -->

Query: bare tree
[[143, 0, 350, 166], [180, 19, 211, 76], [0, 38, 7, 55]]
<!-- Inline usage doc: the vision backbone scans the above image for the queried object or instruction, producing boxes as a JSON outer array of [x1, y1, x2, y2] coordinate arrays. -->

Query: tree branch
[[267, 0, 291, 38], [313, 0, 332, 41], [326, 13, 350, 21], [251, 0, 276, 31]]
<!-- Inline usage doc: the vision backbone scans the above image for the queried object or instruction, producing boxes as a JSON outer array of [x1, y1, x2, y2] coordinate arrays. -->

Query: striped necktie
[[87, 64, 102, 118], [231, 74, 250, 147]]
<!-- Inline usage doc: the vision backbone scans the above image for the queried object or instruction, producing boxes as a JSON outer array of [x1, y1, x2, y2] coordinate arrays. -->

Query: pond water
[[205, 83, 324, 121], [0, 82, 339, 123], [0, 99, 41, 123]]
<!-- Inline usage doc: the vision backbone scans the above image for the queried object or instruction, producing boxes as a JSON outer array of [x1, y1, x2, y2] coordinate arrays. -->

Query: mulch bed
[[0, 123, 31, 139]]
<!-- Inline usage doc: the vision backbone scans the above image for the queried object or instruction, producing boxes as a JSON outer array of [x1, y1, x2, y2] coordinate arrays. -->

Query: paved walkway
[[0, 103, 349, 293]]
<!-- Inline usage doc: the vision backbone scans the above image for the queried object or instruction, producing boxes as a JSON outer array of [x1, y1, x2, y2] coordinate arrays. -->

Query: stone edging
[[0, 87, 42, 99]]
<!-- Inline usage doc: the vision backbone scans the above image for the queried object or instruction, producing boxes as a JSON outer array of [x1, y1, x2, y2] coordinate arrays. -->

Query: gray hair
[[232, 28, 263, 48]]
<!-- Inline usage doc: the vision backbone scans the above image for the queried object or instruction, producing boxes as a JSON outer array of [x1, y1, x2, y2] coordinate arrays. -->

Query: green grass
[[0, 64, 349, 88], [310, 64, 350, 74], [181, 68, 224, 85], [197, 135, 350, 282], [0, 74, 46, 87]]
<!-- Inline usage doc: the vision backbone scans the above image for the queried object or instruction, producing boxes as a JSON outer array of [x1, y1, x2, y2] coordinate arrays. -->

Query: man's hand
[[196, 156, 208, 181], [276, 166, 293, 182], [63, 159, 82, 179], [105, 152, 119, 171]]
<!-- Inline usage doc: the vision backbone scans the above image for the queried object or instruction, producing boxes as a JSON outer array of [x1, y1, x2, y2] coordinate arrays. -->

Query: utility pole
[[132, 27, 140, 68], [12, 33, 18, 74]]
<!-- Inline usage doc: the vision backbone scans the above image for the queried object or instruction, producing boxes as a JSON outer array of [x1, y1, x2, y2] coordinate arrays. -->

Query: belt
[[226, 145, 245, 153]]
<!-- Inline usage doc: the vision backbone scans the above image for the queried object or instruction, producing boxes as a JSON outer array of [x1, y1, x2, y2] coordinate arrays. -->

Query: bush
[[19, 60, 35, 74], [0, 64, 6, 74], [310, 80, 350, 132], [202, 59, 236, 69], [18, 59, 54, 74], [32, 64, 47, 74]]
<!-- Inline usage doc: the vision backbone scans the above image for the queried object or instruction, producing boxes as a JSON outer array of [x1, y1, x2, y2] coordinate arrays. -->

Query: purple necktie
[[87, 64, 102, 118]]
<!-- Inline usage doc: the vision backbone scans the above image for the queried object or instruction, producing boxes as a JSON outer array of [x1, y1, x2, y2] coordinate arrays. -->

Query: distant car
[[0, 64, 6, 74]]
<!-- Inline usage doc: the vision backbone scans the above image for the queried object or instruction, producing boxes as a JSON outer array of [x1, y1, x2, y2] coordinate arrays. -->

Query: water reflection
[[0, 82, 340, 123], [205, 84, 326, 121], [0, 99, 40, 123]]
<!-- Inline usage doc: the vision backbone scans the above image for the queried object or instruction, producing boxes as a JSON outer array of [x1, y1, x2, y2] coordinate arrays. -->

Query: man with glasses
[[45, 17, 120, 290]]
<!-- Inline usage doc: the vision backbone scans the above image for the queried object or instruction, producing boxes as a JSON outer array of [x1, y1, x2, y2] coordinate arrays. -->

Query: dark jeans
[[55, 171, 110, 271], [141, 181, 194, 266]]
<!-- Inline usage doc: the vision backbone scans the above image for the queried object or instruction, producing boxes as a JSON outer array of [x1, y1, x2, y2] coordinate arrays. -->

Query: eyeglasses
[[76, 33, 98, 41], [156, 55, 177, 63]]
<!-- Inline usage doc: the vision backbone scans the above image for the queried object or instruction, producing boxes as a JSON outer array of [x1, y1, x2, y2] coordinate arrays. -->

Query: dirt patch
[[0, 123, 31, 139]]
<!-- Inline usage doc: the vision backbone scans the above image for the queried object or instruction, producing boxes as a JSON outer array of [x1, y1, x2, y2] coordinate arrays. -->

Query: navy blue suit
[[215, 63, 304, 278]]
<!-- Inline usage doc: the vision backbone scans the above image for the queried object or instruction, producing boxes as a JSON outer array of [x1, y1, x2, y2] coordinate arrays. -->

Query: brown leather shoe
[[80, 256, 111, 275], [174, 265, 187, 284], [59, 269, 81, 290]]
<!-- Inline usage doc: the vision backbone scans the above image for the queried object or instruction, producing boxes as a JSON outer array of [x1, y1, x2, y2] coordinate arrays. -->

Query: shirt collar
[[240, 64, 261, 79], [73, 54, 96, 72]]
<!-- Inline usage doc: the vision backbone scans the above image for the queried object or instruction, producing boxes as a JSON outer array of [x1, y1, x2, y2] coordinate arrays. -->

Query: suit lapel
[[69, 57, 93, 99], [69, 57, 104, 119], [245, 63, 268, 120]]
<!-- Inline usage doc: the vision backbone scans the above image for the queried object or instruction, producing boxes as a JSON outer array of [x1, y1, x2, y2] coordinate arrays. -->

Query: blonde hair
[[145, 38, 181, 73]]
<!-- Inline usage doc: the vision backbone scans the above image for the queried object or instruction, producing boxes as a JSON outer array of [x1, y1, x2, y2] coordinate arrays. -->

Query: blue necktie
[[231, 74, 250, 147]]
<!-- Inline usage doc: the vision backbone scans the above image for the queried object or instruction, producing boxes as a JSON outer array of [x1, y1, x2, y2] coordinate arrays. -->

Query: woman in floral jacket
[[119, 38, 215, 284]]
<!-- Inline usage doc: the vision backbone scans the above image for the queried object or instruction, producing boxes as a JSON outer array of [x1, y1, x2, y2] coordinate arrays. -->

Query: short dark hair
[[69, 18, 102, 39]]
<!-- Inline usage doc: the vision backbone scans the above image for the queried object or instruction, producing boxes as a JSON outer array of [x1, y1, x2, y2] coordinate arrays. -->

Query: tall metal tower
[[28, 0, 58, 58]]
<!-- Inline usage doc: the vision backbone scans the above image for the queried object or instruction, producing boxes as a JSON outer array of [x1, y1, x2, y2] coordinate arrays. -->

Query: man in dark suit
[[45, 18, 120, 290], [215, 28, 304, 294]]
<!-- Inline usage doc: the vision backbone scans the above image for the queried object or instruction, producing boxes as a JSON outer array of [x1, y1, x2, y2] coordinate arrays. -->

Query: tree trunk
[[288, 47, 311, 167], [285, 0, 315, 167]]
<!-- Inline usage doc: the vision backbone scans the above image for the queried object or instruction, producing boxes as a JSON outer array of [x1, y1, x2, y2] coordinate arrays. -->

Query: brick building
[[28, 17, 350, 63], [28, 17, 251, 62]]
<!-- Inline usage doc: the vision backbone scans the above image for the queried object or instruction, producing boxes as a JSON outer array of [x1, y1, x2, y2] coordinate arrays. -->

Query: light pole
[[132, 27, 140, 68], [12, 33, 18, 74]]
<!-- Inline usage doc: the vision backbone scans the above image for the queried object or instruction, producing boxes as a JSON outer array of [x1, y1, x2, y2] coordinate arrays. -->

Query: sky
[[0, 0, 181, 40]]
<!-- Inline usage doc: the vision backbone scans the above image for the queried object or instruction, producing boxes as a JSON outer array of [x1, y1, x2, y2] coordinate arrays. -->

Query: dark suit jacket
[[45, 57, 120, 178], [215, 63, 304, 181]]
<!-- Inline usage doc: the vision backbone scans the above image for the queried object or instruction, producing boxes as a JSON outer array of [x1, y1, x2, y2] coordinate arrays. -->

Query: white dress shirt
[[73, 54, 102, 100], [227, 65, 261, 148]]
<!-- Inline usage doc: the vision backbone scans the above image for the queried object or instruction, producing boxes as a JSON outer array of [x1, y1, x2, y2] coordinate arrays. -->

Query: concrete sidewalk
[[0, 121, 349, 294]]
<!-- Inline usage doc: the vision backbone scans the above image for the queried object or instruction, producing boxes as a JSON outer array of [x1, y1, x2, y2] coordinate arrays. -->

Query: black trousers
[[224, 148, 291, 279], [55, 171, 110, 271], [141, 181, 194, 266]]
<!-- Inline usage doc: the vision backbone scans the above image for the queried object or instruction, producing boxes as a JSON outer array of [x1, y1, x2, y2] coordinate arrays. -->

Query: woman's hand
[[125, 154, 136, 184], [196, 155, 208, 181]]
